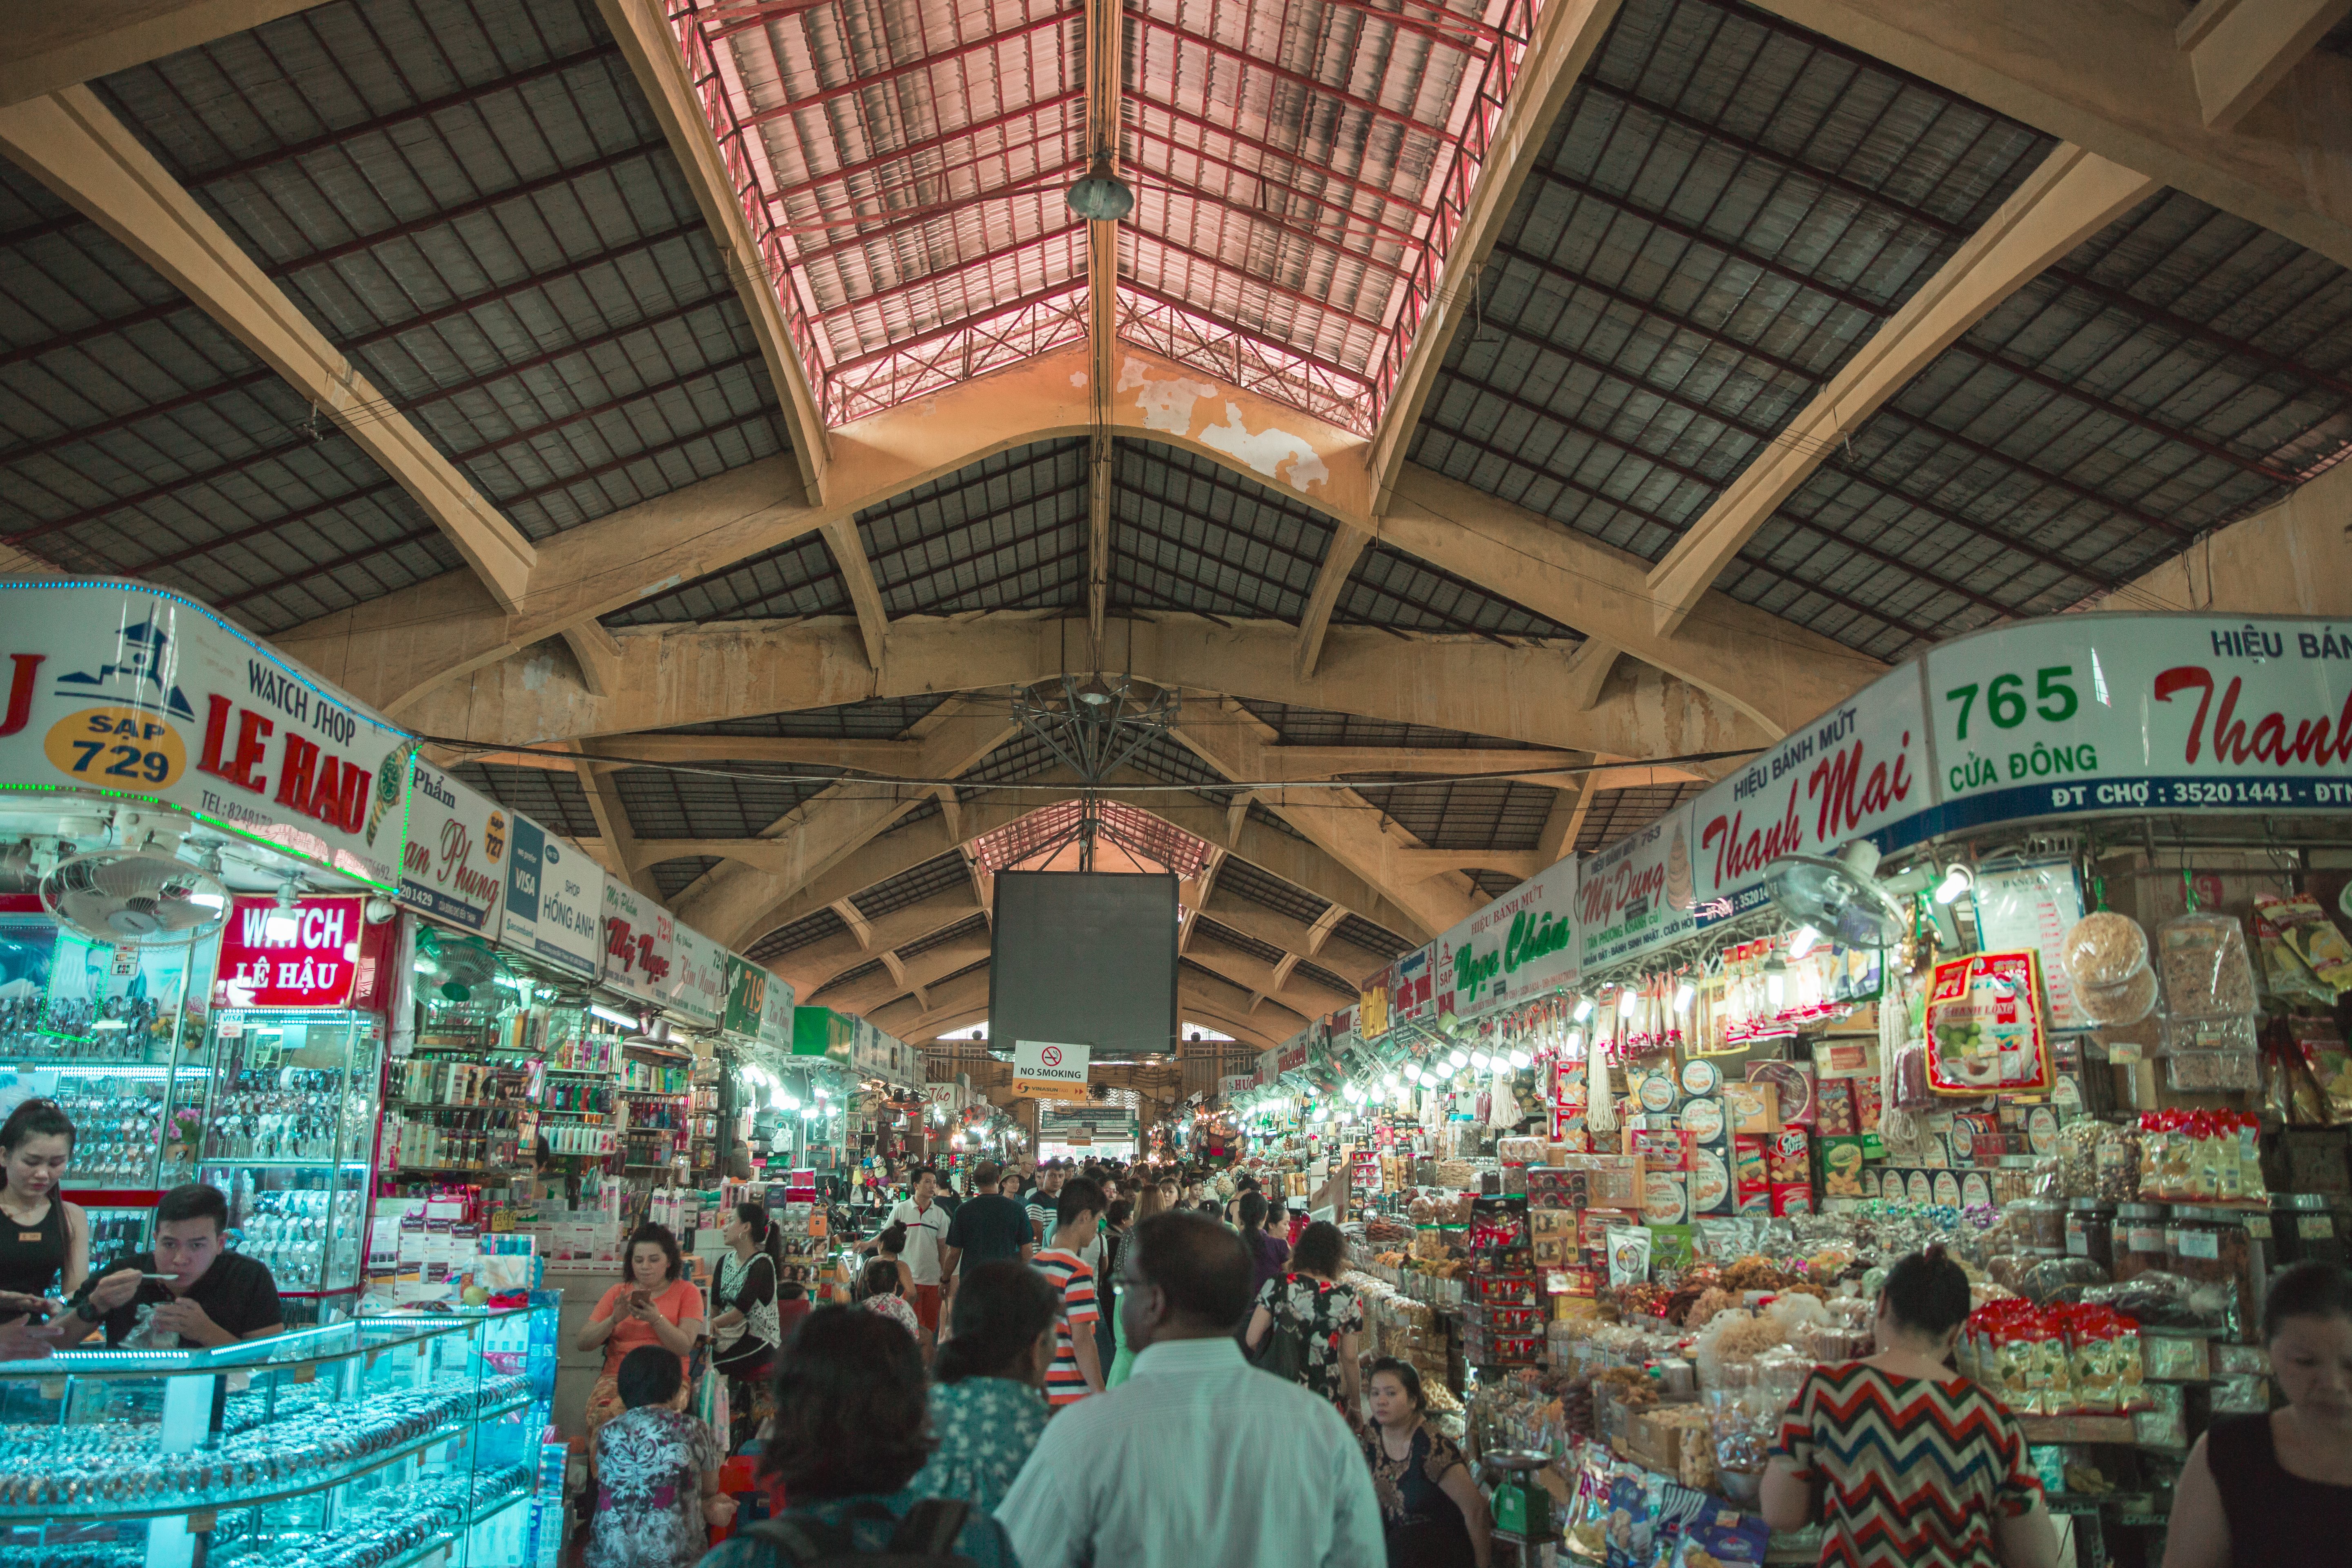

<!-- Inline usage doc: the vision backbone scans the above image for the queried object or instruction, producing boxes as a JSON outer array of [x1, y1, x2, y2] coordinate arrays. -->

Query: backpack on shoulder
[[741, 1497, 973, 1567], [1252, 1274, 1312, 1383]]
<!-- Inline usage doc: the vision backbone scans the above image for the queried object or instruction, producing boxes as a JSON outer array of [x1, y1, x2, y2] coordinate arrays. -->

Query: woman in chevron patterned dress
[[1761, 1246, 2060, 1568]]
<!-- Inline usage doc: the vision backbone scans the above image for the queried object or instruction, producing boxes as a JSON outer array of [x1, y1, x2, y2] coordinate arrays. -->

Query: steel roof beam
[[1131, 14, 1446, 142], [793, 162, 1087, 264], [1116, 280, 1374, 390], [1124, 125, 1425, 258], [1748, 0, 2352, 272], [1129, 98, 1431, 225], [1645, 144, 2158, 636], [1130, 230, 1392, 336], [0, 87, 539, 608], [598, 0, 834, 572]]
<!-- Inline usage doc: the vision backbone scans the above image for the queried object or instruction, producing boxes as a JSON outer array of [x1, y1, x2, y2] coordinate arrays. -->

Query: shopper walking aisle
[[995, 1210, 1383, 1567]]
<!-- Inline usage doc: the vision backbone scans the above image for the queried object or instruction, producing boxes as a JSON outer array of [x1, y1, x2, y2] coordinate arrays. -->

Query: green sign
[[792, 1004, 851, 1063]]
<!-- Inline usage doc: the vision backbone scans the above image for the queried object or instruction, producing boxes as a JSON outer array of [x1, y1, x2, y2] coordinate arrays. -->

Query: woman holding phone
[[577, 1223, 706, 1452]]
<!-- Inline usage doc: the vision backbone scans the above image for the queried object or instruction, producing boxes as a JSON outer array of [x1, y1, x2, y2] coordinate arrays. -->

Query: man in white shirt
[[996, 1210, 1384, 1568], [882, 1165, 949, 1336]]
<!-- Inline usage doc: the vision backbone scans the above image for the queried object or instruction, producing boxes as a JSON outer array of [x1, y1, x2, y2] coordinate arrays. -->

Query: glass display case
[[0, 913, 216, 1257], [195, 1011, 384, 1321], [0, 1304, 559, 1568]]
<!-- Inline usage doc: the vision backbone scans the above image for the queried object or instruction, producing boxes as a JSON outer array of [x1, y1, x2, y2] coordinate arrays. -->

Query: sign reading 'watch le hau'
[[0, 582, 410, 889]]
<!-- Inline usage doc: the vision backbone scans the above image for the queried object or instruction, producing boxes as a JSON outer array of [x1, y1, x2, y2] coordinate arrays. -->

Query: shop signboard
[[1577, 805, 1697, 971], [1040, 1104, 1136, 1142], [666, 917, 725, 1027], [0, 581, 412, 888], [792, 1004, 851, 1062], [211, 894, 370, 1009], [600, 879, 669, 1004], [1011, 1037, 1091, 1100], [1443, 853, 1579, 1016], [1358, 970, 1391, 1038], [44, 925, 212, 1041], [1689, 666, 1933, 928], [1218, 1074, 1254, 1098], [396, 759, 507, 936], [1920, 613, 2352, 831], [501, 811, 601, 977], [1390, 945, 1435, 1026], [724, 955, 795, 1048]]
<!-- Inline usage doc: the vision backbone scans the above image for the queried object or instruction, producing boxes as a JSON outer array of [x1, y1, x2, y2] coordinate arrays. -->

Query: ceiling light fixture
[[1066, 155, 1134, 222], [1934, 864, 1975, 905]]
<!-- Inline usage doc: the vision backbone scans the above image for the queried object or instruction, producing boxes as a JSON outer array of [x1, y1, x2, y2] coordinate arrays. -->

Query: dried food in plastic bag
[[2062, 911, 2149, 989], [2159, 1014, 2258, 1054], [2165, 1050, 2260, 1092], [2078, 966, 2158, 1027], [2017, 1254, 2108, 1305], [2155, 912, 2256, 1019], [2255, 894, 2352, 997]]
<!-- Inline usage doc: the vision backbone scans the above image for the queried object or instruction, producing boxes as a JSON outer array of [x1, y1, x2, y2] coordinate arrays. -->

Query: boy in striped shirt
[[1033, 1176, 1105, 1408]]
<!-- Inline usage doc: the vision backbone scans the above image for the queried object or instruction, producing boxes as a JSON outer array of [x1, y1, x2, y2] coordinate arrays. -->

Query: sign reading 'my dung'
[[0, 582, 410, 887]]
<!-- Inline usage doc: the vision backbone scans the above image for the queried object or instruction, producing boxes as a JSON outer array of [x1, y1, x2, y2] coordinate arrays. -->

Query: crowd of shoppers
[[0, 1107, 2339, 1568]]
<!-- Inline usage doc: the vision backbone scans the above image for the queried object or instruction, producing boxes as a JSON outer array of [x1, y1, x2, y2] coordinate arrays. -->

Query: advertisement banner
[[1577, 806, 1697, 971], [1011, 1038, 1091, 1099], [44, 926, 212, 1042], [724, 955, 794, 1047], [1218, 1074, 1254, 1098], [1390, 945, 1435, 1027], [501, 811, 601, 977], [1444, 854, 1579, 1016], [0, 582, 411, 888], [397, 760, 508, 935], [601, 880, 668, 1004], [667, 918, 725, 1027], [211, 895, 370, 1009], [1921, 614, 2352, 831], [1689, 666, 1933, 927]]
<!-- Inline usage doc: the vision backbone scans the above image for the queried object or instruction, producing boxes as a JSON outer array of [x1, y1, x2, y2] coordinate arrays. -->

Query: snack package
[[1608, 1226, 1654, 1290], [1818, 1135, 1868, 1198], [1669, 1509, 1770, 1568], [2062, 911, 2150, 989], [1924, 951, 2055, 1095], [2255, 894, 2352, 996]]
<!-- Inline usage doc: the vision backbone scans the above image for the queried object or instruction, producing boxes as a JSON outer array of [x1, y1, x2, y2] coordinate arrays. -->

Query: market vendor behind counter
[[66, 1183, 285, 1348]]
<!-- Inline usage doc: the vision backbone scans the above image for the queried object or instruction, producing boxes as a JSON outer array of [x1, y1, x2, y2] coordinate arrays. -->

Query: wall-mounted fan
[[40, 850, 228, 946], [414, 926, 505, 1001], [1764, 840, 1908, 948]]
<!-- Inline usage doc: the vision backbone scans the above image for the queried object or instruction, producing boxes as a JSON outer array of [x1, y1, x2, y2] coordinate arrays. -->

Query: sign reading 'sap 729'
[[0, 582, 410, 888], [1922, 614, 2352, 831]]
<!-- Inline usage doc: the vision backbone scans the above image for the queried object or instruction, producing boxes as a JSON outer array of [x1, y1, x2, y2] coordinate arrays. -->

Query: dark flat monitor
[[989, 870, 1179, 1060]]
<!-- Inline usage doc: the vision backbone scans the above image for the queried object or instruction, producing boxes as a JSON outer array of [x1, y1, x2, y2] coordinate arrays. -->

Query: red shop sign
[[213, 895, 381, 1009]]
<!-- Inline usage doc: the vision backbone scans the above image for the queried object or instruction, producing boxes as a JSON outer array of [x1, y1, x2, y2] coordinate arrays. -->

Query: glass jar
[[2066, 1200, 2116, 1273], [2170, 1207, 2252, 1340], [2015, 1196, 2067, 1250], [2116, 1204, 2169, 1282]]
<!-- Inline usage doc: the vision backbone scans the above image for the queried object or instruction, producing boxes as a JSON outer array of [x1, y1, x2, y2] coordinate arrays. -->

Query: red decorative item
[[1924, 950, 2054, 1096]]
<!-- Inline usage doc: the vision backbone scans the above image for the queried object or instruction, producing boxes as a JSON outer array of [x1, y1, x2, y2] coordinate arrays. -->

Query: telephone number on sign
[[2164, 780, 2305, 806]]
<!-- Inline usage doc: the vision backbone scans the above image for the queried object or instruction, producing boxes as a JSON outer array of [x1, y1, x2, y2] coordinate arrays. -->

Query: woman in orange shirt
[[577, 1223, 707, 1446]]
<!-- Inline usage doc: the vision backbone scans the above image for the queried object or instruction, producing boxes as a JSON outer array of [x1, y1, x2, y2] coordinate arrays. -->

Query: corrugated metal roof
[[747, 904, 849, 961], [900, 911, 990, 959], [658, 695, 953, 738], [19, 0, 791, 627], [450, 760, 601, 838], [1575, 777, 1702, 853], [853, 849, 975, 917], [1239, 701, 1543, 751], [1366, 778, 1555, 851], [1111, 439, 1334, 621], [650, 853, 725, 898], [612, 762, 839, 838], [1214, 852, 1327, 925], [1335, 538, 1579, 638], [859, 438, 1088, 614], [667, 0, 1537, 430]]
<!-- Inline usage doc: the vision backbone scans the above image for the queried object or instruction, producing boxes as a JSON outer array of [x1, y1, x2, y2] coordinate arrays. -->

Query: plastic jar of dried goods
[[2066, 1200, 2116, 1274], [2116, 1204, 2169, 1282]]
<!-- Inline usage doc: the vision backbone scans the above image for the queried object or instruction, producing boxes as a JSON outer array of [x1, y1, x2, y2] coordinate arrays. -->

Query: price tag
[[2106, 1040, 2143, 1064], [2299, 1216, 2335, 1240], [2177, 1228, 2221, 1261], [2243, 1215, 2273, 1239]]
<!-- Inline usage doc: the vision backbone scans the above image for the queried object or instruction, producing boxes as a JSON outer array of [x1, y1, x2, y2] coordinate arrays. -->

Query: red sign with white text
[[212, 895, 378, 1009]]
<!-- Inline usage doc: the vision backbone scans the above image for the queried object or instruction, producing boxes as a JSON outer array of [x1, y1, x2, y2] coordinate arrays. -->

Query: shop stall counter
[[0, 1306, 557, 1568]]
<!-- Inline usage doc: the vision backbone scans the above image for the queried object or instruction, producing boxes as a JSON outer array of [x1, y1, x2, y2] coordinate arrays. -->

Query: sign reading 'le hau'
[[0, 582, 411, 889], [213, 895, 370, 1008]]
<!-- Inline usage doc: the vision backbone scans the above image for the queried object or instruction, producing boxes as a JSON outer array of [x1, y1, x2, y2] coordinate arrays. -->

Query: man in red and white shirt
[[880, 1166, 950, 1334], [1032, 1176, 1105, 1408]]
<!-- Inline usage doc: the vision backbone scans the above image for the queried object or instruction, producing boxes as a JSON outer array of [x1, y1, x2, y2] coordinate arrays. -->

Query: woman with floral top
[[587, 1346, 728, 1568], [905, 1260, 1058, 1512], [1244, 1220, 1364, 1425]]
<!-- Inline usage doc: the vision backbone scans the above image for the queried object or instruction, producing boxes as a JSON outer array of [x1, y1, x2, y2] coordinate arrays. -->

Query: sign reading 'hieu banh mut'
[[1689, 665, 1934, 928], [1442, 854, 1579, 1019], [1921, 614, 2352, 831], [0, 581, 411, 888]]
